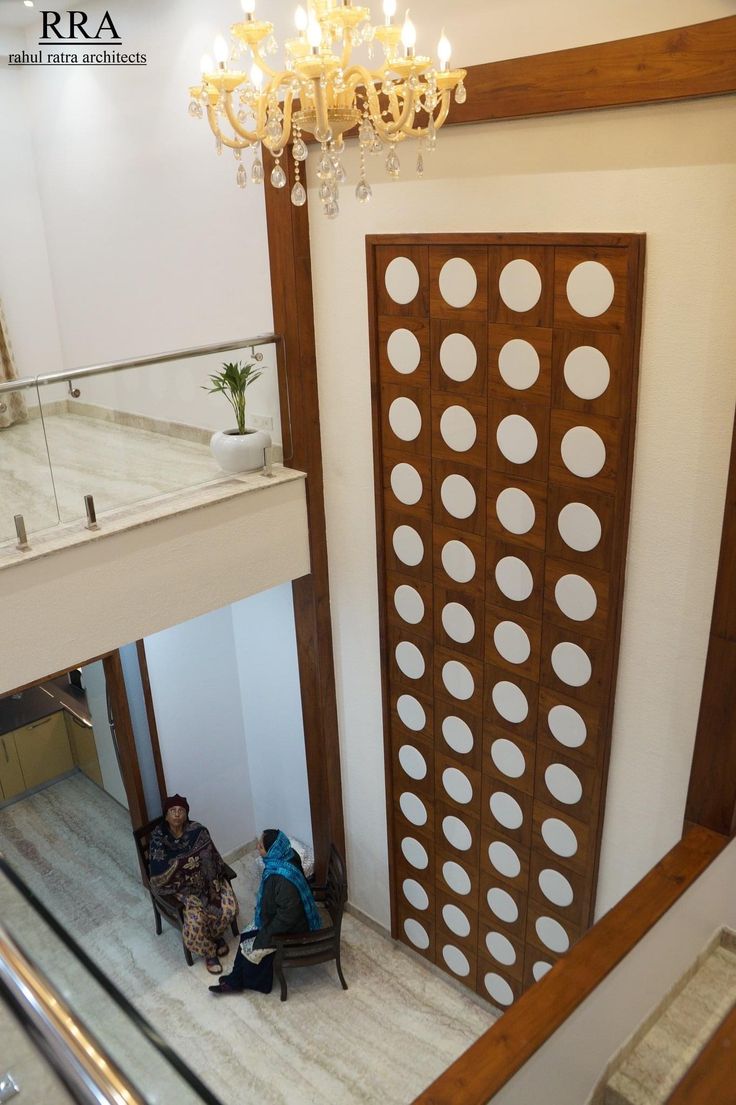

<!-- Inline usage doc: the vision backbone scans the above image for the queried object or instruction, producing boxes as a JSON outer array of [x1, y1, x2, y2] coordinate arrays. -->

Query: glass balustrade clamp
[[0, 1073, 19, 1103]]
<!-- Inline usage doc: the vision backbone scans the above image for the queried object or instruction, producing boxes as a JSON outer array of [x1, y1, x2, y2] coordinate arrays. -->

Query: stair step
[[604, 931, 736, 1105]]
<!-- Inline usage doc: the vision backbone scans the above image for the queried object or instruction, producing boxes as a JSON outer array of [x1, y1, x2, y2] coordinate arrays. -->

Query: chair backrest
[[323, 844, 348, 928], [133, 816, 165, 885]]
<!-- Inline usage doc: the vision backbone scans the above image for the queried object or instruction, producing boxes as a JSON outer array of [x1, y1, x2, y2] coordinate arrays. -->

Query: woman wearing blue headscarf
[[209, 828, 321, 995]]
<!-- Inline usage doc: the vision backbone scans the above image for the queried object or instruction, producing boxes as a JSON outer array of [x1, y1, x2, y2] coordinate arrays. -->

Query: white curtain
[[0, 300, 27, 428]]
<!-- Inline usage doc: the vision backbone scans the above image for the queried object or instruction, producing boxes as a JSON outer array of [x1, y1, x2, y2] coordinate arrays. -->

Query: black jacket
[[253, 860, 310, 948]]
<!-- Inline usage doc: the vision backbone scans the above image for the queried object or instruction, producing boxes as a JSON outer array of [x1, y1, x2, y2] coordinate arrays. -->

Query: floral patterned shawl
[[149, 820, 227, 904]]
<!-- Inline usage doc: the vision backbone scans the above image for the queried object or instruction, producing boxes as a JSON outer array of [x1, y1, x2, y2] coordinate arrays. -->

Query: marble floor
[[0, 775, 494, 1105], [0, 412, 221, 544]]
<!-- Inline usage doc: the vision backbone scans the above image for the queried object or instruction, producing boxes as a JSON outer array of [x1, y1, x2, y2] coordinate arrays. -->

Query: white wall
[[143, 584, 311, 856], [119, 641, 162, 820], [232, 583, 313, 846], [144, 605, 256, 854], [309, 95, 736, 920], [82, 658, 128, 808], [0, 28, 65, 384]]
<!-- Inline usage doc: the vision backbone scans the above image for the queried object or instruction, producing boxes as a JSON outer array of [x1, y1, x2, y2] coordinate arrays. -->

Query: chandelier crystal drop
[[188, 0, 466, 218]]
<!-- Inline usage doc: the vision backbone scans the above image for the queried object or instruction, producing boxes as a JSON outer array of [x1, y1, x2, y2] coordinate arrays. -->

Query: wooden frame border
[[411, 826, 726, 1105], [136, 639, 167, 809]]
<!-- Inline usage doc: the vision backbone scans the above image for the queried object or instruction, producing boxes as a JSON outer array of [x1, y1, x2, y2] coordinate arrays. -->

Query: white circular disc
[[538, 868, 574, 908], [440, 332, 477, 382], [563, 345, 610, 400], [399, 791, 428, 827], [442, 767, 473, 805], [496, 414, 538, 465], [487, 887, 519, 924], [496, 487, 536, 535], [499, 258, 542, 313], [541, 817, 578, 858], [441, 539, 476, 584], [397, 693, 426, 732], [495, 557, 534, 602], [440, 405, 477, 453], [385, 256, 420, 304], [440, 474, 477, 520], [441, 715, 474, 755], [442, 944, 471, 977], [488, 840, 521, 879], [402, 877, 429, 911], [484, 972, 514, 1006], [536, 915, 570, 954], [398, 743, 427, 781], [392, 525, 424, 568], [394, 584, 425, 625], [439, 257, 478, 309], [442, 815, 473, 851], [491, 738, 526, 779], [498, 338, 540, 390], [395, 641, 426, 681], [493, 621, 531, 666], [442, 903, 471, 938], [561, 426, 606, 478], [492, 680, 529, 725], [551, 642, 592, 687], [557, 502, 602, 553], [388, 396, 422, 442], [401, 836, 429, 870], [485, 931, 516, 966], [533, 960, 553, 982], [490, 791, 524, 831], [442, 860, 472, 896], [555, 574, 598, 622], [442, 602, 476, 644], [545, 763, 583, 806], [548, 704, 587, 749], [386, 327, 422, 374], [442, 660, 475, 701], [390, 462, 423, 506], [566, 261, 615, 318], [403, 918, 429, 949]]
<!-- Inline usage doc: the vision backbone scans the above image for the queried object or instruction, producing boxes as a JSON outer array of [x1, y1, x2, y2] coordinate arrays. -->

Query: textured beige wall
[[308, 95, 736, 925]]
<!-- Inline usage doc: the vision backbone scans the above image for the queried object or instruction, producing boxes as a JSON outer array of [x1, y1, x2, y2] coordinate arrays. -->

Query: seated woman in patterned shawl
[[149, 795, 238, 975], [209, 828, 321, 995]]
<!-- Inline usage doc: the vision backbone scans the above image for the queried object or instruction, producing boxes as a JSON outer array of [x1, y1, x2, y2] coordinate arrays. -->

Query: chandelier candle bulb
[[437, 29, 451, 71], [383, 0, 397, 24], [241, 0, 256, 17], [213, 35, 229, 65], [401, 11, 416, 56], [294, 5, 308, 36]]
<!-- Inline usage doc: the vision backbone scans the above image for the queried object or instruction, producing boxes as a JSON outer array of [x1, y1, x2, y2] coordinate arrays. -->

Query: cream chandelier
[[188, 0, 466, 218]]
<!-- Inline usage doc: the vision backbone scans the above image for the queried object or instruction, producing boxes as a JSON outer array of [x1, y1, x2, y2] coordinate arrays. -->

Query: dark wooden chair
[[133, 816, 239, 966], [272, 843, 348, 1002]]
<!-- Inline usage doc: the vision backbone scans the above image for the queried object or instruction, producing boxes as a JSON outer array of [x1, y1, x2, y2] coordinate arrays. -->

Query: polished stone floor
[[0, 775, 494, 1105], [0, 412, 220, 544]]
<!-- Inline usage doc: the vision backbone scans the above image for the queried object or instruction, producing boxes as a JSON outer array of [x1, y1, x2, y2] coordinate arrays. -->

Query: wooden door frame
[[261, 15, 736, 885]]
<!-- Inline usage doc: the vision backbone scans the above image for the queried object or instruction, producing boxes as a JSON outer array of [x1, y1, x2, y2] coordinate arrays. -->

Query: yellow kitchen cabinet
[[15, 712, 74, 790], [65, 713, 103, 787], [0, 732, 25, 800]]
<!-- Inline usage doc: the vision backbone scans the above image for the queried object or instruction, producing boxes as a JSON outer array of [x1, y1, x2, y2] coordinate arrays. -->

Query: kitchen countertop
[[0, 680, 91, 736]]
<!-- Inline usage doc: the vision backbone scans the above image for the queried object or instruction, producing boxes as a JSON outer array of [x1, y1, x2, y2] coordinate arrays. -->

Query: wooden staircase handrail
[[411, 825, 727, 1105]]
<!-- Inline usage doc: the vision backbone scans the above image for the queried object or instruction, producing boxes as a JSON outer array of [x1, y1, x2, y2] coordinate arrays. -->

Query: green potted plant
[[203, 359, 272, 473]]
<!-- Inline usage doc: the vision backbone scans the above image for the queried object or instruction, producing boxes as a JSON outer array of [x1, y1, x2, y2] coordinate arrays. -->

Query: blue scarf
[[254, 831, 322, 932]]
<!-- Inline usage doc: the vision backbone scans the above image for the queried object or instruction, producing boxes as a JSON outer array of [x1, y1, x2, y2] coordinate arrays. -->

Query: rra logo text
[[41, 10, 120, 40]]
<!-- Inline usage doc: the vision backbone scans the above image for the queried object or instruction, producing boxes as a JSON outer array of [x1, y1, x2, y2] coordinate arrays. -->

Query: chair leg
[[276, 964, 288, 1002], [183, 940, 194, 967], [230, 917, 239, 937], [153, 904, 162, 936], [335, 951, 348, 991]]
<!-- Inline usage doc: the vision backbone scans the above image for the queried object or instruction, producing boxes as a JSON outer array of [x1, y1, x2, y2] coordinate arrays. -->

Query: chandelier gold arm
[[250, 46, 284, 82], [401, 90, 451, 138], [343, 63, 414, 139], [205, 104, 251, 150], [222, 94, 262, 145]]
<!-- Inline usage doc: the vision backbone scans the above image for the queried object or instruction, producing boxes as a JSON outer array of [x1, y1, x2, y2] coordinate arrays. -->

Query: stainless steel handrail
[[0, 923, 146, 1105], [0, 333, 281, 395]]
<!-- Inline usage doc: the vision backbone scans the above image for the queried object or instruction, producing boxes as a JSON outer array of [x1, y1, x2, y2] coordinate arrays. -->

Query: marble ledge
[[0, 465, 307, 571]]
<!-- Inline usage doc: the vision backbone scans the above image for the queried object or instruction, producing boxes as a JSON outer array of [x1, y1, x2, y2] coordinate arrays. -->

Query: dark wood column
[[263, 151, 346, 876], [685, 406, 736, 836]]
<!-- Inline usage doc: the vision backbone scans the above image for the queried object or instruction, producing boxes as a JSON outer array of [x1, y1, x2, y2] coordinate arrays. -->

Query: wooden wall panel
[[370, 233, 644, 1007]]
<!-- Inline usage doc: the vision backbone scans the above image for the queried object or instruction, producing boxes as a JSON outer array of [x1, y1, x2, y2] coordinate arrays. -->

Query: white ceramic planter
[[210, 428, 272, 474]]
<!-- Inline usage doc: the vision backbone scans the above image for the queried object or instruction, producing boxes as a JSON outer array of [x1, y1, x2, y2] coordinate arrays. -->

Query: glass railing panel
[[34, 337, 282, 531], [0, 1001, 76, 1105], [0, 383, 60, 545], [0, 857, 226, 1105]]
